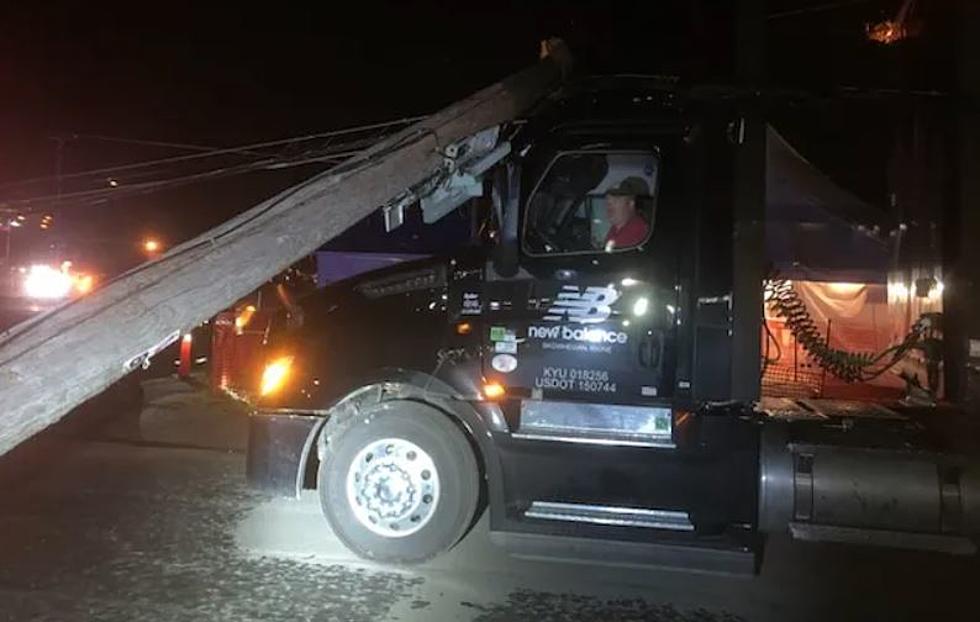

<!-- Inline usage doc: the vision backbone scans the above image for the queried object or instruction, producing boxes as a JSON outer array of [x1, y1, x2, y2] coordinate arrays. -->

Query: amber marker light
[[482, 382, 506, 400], [260, 356, 294, 396]]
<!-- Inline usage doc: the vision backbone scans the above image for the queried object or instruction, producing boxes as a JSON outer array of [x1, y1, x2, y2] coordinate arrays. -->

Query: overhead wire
[[0, 148, 365, 209], [767, 0, 875, 20], [69, 133, 263, 156], [66, 134, 277, 165], [0, 115, 429, 194], [0, 117, 429, 212]]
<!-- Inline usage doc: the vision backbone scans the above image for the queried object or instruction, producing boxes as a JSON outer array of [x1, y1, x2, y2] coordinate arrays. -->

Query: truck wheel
[[318, 399, 480, 564]]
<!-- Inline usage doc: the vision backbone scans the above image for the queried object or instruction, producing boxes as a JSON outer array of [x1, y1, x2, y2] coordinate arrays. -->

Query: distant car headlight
[[23, 265, 73, 300], [260, 356, 294, 396]]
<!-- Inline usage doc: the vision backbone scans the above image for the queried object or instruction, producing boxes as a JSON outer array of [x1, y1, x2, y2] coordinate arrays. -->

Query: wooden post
[[0, 41, 572, 457]]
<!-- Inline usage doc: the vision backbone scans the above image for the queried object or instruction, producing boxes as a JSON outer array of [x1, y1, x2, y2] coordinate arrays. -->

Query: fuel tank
[[758, 417, 980, 554]]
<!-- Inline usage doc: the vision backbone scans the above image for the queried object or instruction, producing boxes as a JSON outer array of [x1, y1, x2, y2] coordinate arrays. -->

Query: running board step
[[490, 530, 758, 575], [526, 501, 694, 531]]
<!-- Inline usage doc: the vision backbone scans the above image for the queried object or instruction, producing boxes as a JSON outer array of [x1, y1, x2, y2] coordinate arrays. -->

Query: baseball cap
[[607, 176, 650, 197]]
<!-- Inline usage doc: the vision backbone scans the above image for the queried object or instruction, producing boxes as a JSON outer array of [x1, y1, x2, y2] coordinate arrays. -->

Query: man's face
[[606, 194, 635, 228]]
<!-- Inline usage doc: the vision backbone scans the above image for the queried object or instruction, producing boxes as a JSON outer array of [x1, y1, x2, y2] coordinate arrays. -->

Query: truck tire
[[318, 399, 480, 564]]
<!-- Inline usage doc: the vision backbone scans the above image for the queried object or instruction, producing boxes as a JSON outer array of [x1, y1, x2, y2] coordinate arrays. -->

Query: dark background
[[0, 1, 958, 271]]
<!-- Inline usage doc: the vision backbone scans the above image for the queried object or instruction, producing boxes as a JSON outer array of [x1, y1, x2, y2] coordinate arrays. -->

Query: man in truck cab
[[603, 176, 651, 251]]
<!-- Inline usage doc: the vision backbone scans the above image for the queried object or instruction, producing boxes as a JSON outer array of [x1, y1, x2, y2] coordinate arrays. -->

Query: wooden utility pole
[[0, 41, 571, 457]]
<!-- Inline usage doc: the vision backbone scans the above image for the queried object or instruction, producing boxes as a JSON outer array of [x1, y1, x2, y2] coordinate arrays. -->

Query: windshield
[[523, 151, 659, 256]]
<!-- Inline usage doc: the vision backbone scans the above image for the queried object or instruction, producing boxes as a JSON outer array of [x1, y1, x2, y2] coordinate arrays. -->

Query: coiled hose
[[765, 278, 928, 383]]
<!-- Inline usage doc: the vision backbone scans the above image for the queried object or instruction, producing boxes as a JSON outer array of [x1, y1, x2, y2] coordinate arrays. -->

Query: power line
[[0, 116, 429, 193], [0, 118, 415, 211], [0, 148, 365, 210], [767, 0, 875, 20], [71, 133, 267, 158]]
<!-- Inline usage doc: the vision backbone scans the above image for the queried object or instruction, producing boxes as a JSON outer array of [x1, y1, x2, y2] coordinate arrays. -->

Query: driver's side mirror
[[491, 163, 520, 277]]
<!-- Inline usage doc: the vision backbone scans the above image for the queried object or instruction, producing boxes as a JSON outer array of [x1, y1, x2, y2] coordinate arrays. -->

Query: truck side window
[[523, 151, 659, 256]]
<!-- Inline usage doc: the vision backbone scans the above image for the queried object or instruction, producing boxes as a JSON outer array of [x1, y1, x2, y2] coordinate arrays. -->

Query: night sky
[[0, 1, 955, 271]]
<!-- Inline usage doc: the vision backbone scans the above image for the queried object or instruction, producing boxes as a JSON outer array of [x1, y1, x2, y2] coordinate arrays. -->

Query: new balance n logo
[[543, 285, 620, 323]]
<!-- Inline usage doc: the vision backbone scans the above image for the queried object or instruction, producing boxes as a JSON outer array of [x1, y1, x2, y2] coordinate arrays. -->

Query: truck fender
[[300, 369, 502, 497]]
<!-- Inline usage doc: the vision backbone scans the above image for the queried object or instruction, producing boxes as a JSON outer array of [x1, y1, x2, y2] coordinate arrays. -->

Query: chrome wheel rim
[[345, 437, 440, 538]]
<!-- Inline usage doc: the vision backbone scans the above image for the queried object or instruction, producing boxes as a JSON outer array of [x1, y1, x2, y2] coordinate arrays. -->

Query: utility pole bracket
[[382, 126, 511, 231]]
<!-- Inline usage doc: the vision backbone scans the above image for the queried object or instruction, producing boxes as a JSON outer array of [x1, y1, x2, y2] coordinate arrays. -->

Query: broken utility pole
[[0, 40, 572, 457]]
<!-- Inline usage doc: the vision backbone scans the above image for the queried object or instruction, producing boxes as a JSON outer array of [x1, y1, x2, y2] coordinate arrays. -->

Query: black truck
[[246, 77, 980, 573]]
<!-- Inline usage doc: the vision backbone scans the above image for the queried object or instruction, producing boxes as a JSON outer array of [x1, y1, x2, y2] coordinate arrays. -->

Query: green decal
[[489, 326, 507, 341]]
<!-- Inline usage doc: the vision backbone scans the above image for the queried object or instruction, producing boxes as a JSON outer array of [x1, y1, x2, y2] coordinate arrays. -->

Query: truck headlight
[[260, 356, 294, 396]]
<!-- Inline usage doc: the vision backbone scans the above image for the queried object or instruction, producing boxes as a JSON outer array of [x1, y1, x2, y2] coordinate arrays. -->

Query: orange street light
[[143, 238, 161, 254]]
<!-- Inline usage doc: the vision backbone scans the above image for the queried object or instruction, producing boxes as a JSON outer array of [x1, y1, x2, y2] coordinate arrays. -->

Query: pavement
[[0, 376, 977, 621]]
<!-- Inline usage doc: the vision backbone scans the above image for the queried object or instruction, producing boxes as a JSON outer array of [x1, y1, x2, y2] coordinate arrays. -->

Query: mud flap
[[247, 411, 322, 498]]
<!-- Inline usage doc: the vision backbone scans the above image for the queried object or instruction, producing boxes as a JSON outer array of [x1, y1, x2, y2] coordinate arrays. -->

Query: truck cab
[[247, 77, 980, 573]]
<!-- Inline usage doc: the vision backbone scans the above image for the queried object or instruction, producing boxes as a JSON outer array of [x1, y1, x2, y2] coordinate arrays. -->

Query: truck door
[[482, 145, 685, 406]]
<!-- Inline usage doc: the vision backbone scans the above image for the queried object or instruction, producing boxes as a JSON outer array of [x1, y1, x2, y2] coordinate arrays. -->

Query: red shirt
[[605, 215, 649, 250]]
